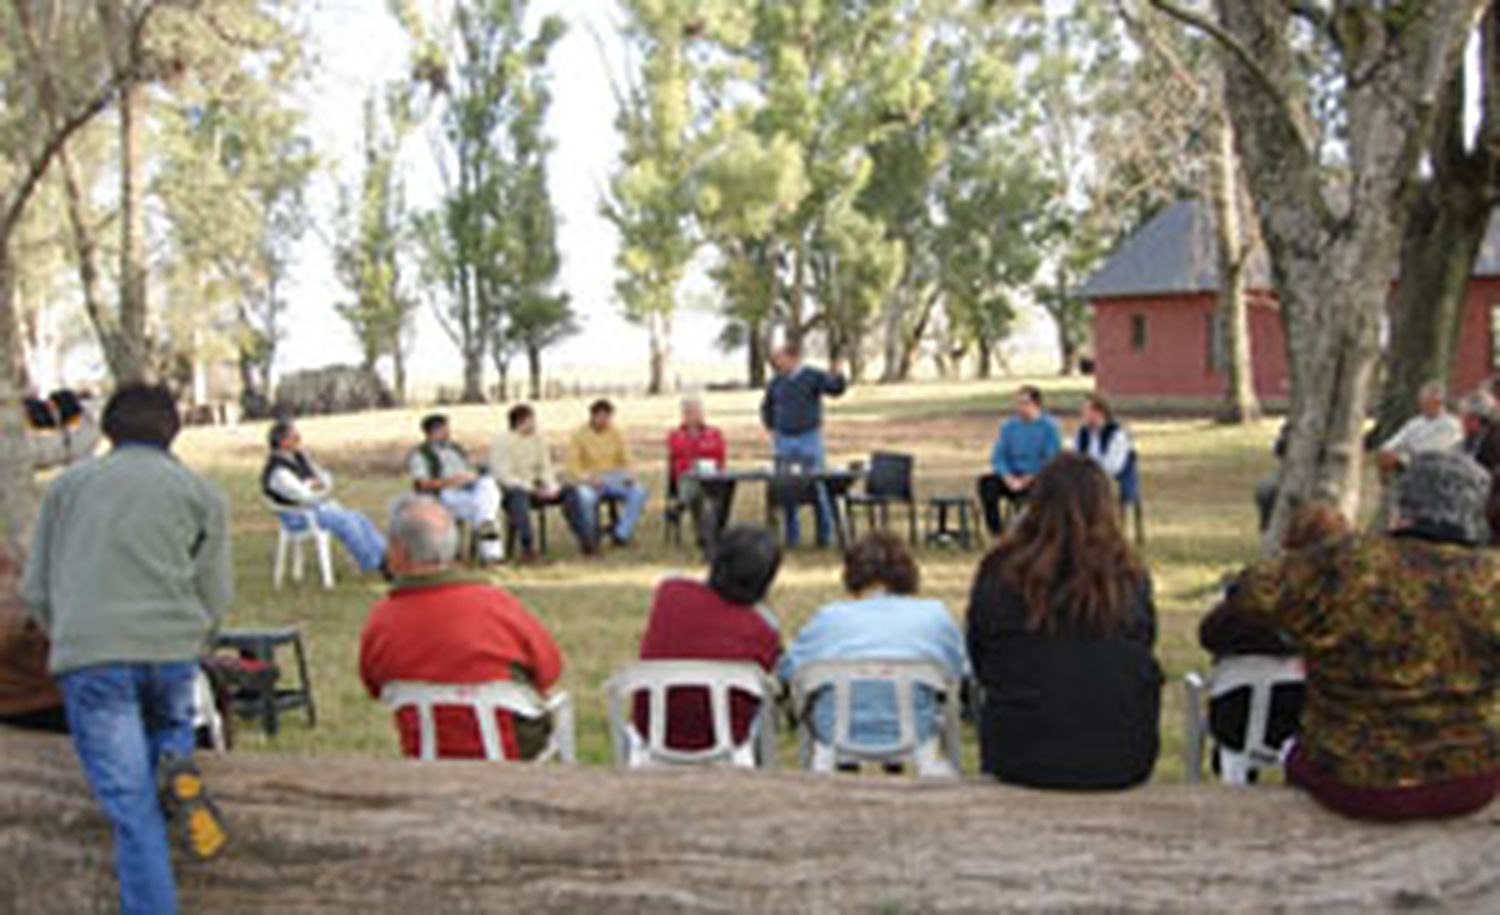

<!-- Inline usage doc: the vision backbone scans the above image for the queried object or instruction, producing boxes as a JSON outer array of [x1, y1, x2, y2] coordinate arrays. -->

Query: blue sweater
[[761, 366, 847, 436], [779, 595, 968, 748], [991, 414, 1062, 477]]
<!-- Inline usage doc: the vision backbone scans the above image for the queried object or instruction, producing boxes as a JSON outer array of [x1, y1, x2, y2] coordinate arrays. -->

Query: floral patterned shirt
[[1226, 531, 1499, 788]]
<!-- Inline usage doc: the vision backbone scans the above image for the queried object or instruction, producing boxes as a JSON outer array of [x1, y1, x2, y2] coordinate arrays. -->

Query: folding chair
[[844, 452, 918, 545], [605, 661, 780, 769], [1183, 655, 1306, 785], [788, 659, 963, 777], [380, 681, 577, 763], [265, 499, 335, 590]]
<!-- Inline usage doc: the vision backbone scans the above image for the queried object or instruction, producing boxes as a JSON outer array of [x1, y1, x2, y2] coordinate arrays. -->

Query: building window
[[1206, 311, 1226, 373], [1491, 303, 1500, 372], [1130, 314, 1147, 352]]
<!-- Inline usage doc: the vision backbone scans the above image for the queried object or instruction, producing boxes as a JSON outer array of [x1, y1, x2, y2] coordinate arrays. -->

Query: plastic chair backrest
[[789, 659, 961, 770], [605, 661, 779, 768], [192, 668, 227, 752], [380, 680, 560, 762], [865, 452, 914, 500], [1185, 655, 1305, 784]]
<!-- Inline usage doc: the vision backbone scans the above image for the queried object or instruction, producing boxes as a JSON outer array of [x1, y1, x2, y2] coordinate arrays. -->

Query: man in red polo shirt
[[360, 497, 563, 759], [667, 396, 730, 552]]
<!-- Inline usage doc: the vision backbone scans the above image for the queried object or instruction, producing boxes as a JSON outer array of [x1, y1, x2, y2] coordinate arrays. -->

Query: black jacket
[[966, 564, 1162, 790], [760, 366, 847, 436]]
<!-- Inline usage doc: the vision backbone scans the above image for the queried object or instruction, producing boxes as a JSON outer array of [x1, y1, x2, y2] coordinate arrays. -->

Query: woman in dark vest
[[966, 453, 1162, 789], [1076, 394, 1137, 503]]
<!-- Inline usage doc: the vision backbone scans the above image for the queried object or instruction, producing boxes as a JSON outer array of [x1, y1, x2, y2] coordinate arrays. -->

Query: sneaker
[[159, 755, 228, 861]]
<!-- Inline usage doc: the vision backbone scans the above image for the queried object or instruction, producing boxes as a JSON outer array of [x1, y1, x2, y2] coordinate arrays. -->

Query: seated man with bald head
[[359, 496, 564, 760]]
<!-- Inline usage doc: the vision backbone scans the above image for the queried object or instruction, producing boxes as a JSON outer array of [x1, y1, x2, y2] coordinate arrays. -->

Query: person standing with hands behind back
[[760, 342, 847, 547], [22, 383, 233, 915]]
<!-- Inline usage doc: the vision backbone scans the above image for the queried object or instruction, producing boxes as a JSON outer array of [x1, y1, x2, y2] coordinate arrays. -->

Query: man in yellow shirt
[[490, 405, 598, 561], [567, 399, 649, 546]]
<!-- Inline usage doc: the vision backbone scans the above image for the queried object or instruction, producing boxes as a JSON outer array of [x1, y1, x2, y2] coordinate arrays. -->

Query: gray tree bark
[[2, 732, 1497, 914], [1208, 109, 1261, 425]]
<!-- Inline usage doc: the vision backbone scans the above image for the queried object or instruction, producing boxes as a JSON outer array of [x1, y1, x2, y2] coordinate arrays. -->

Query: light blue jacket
[[780, 595, 968, 748]]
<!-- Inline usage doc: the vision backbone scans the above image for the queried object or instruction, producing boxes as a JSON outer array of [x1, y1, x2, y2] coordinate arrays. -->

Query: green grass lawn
[[174, 376, 1291, 780]]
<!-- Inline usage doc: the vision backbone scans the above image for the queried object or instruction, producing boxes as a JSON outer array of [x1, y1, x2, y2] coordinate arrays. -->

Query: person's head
[[842, 531, 921, 597], [1459, 389, 1496, 438], [707, 524, 782, 606], [986, 453, 1143, 635], [509, 404, 536, 436], [771, 342, 803, 376], [102, 383, 181, 450], [680, 396, 705, 429], [421, 413, 450, 443], [1081, 393, 1113, 430], [267, 418, 300, 453], [1394, 451, 1491, 544], [1015, 385, 1044, 422], [1418, 380, 1447, 418], [1281, 502, 1349, 552], [386, 495, 460, 576], [588, 399, 614, 432]]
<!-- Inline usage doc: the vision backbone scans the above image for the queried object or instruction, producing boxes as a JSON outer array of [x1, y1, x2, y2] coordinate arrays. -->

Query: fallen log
[[1, 731, 1497, 914]]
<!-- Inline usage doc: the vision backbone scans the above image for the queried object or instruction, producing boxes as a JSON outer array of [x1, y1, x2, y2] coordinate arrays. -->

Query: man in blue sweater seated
[[760, 342, 847, 547], [978, 385, 1061, 535]]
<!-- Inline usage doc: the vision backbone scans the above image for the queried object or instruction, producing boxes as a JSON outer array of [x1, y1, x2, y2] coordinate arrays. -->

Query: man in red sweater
[[637, 525, 783, 751], [666, 396, 730, 553], [360, 497, 563, 759]]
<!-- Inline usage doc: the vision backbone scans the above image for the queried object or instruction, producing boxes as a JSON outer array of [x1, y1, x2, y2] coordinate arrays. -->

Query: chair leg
[[1134, 500, 1146, 548], [273, 530, 288, 590], [315, 531, 335, 589], [290, 535, 306, 583], [293, 634, 316, 727]]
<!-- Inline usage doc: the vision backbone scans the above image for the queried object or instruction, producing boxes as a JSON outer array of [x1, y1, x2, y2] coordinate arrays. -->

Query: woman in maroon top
[[636, 525, 783, 750]]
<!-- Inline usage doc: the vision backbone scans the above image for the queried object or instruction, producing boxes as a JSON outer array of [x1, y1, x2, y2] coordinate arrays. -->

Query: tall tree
[[336, 90, 418, 403], [1152, 0, 1486, 542], [407, 0, 564, 403]]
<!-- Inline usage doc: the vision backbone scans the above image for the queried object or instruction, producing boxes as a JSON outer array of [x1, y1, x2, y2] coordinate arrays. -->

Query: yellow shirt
[[489, 431, 557, 491], [567, 425, 631, 480]]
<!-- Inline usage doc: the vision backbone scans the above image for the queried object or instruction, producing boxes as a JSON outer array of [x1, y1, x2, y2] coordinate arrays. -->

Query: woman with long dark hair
[[966, 453, 1162, 789]]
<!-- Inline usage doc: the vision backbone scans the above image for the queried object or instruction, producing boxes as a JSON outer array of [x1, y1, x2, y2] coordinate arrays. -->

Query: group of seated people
[[978, 386, 1136, 537]]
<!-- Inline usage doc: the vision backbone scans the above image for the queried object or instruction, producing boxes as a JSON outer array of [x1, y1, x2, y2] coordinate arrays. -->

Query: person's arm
[[1102, 427, 1131, 479], [489, 437, 525, 490], [268, 466, 321, 506], [194, 484, 235, 635], [615, 428, 633, 474], [710, 428, 728, 468], [510, 604, 564, 692], [564, 431, 587, 482], [1379, 418, 1414, 459], [537, 443, 560, 492], [1041, 417, 1063, 462], [991, 424, 1015, 477], [358, 614, 387, 699], [821, 368, 848, 398], [932, 605, 970, 679], [1216, 547, 1329, 649], [760, 384, 776, 431], [409, 450, 445, 493], [19, 486, 57, 632], [777, 610, 831, 682]]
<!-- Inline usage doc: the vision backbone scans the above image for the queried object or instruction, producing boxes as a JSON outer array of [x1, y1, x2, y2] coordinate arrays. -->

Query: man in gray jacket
[[23, 383, 233, 915]]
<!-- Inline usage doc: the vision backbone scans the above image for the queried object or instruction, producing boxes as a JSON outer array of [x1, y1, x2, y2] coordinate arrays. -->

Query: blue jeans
[[578, 472, 649, 541], [313, 503, 387, 572], [774, 430, 834, 546], [60, 661, 199, 915]]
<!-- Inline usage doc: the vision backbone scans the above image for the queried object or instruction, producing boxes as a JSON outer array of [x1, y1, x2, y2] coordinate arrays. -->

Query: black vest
[[262, 451, 317, 506]]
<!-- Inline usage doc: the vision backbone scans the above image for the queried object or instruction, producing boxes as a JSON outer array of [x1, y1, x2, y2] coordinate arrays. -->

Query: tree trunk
[[0, 248, 37, 555], [976, 336, 994, 380], [527, 343, 543, 401], [461, 348, 485, 404], [6, 732, 1496, 914], [786, 237, 807, 348], [1209, 112, 1262, 425], [747, 319, 767, 388], [647, 310, 672, 396], [392, 345, 408, 406], [116, 79, 150, 384]]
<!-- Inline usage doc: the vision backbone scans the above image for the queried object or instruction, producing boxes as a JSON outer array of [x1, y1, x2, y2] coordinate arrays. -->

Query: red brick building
[[1083, 201, 1500, 403]]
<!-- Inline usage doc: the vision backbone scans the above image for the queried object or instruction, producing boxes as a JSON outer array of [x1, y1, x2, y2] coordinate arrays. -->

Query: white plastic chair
[[266, 499, 335, 590], [788, 659, 963, 778], [604, 661, 780, 769], [192, 667, 227, 753], [1184, 655, 1306, 785], [379, 680, 576, 763]]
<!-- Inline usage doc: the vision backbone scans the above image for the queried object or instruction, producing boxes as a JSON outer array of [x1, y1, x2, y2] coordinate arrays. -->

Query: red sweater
[[636, 578, 781, 751], [360, 575, 563, 759], [666, 424, 727, 485]]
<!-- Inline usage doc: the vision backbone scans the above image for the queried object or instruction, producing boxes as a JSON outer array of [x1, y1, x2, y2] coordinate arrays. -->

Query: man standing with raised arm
[[760, 343, 847, 547]]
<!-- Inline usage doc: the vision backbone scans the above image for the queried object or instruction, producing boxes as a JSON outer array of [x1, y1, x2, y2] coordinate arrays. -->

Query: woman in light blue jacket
[[781, 532, 968, 769]]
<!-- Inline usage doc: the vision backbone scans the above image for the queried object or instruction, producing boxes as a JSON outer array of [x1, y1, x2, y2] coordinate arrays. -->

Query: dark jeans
[[60, 661, 199, 915], [977, 473, 1028, 536], [503, 486, 594, 552], [0, 704, 69, 733], [678, 477, 736, 553]]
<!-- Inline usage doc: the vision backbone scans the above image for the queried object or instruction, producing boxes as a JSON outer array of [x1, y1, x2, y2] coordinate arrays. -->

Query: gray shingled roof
[[1084, 199, 1500, 300]]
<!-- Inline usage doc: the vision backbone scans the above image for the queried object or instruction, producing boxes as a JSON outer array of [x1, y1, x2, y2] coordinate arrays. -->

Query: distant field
[[175, 376, 1300, 780]]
